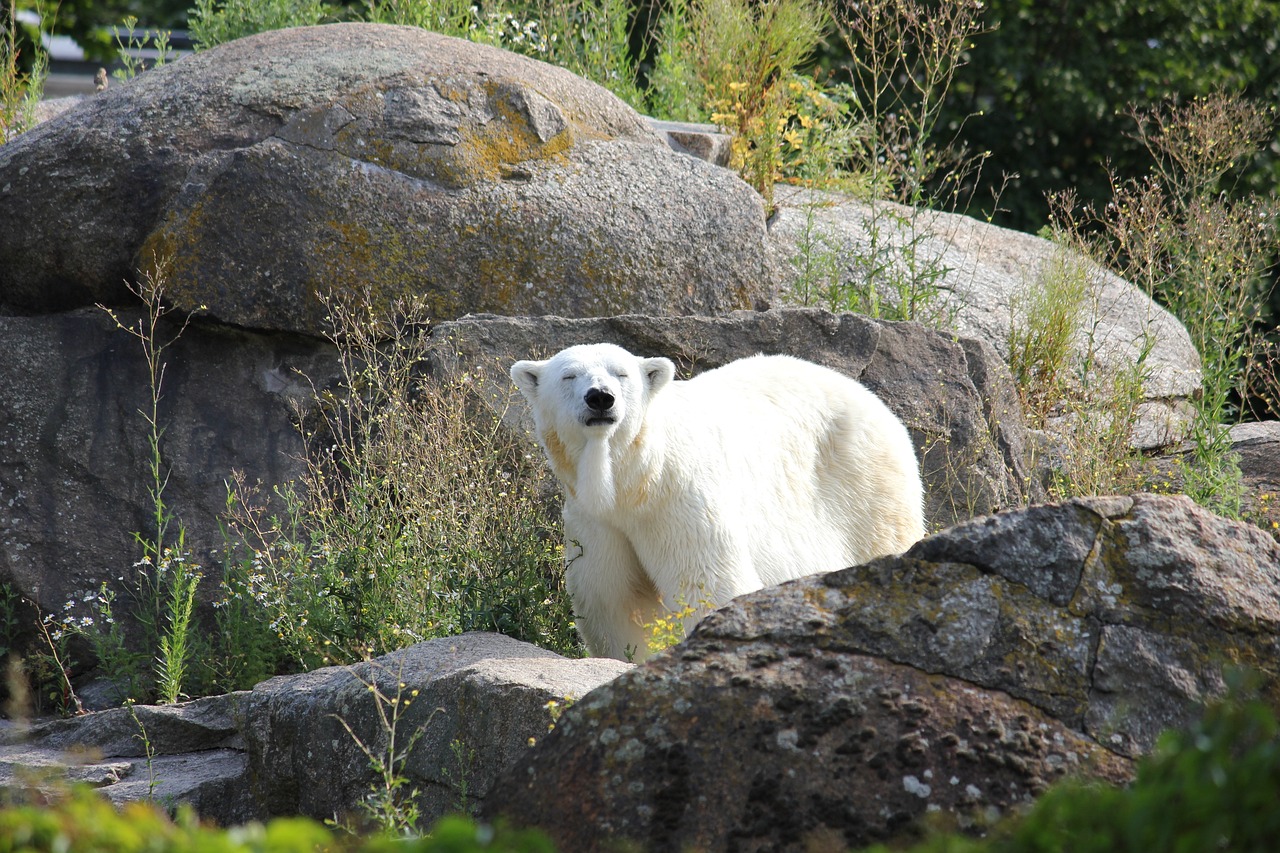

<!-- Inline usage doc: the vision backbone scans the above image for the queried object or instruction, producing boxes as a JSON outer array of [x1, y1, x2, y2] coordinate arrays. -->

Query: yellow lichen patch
[[138, 202, 210, 309], [440, 82, 576, 188], [317, 219, 454, 320]]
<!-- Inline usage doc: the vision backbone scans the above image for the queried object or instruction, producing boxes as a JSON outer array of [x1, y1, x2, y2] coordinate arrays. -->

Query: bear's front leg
[[563, 507, 662, 661], [641, 530, 764, 649]]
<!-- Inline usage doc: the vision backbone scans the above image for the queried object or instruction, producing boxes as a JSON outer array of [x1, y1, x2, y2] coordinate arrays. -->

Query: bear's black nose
[[584, 388, 614, 412]]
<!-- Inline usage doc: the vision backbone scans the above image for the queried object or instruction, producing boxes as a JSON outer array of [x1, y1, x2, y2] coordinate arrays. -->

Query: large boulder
[[0, 692, 257, 823], [0, 24, 773, 334], [243, 632, 629, 824], [0, 633, 629, 827], [768, 189, 1202, 448], [484, 494, 1280, 851]]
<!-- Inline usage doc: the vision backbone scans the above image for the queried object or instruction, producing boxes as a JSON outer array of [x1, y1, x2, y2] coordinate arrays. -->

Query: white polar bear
[[510, 343, 925, 661]]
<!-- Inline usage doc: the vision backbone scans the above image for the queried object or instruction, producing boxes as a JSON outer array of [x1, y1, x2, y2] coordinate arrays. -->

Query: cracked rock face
[[0, 23, 773, 333], [483, 494, 1280, 852]]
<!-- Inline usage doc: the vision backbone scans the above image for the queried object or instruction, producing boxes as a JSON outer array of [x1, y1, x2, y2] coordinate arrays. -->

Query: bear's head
[[510, 343, 676, 441]]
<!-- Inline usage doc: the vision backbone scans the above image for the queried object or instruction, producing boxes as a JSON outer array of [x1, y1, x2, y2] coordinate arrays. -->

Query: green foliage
[[7, 0, 188, 66], [154, 541, 201, 704], [834, 0, 989, 209], [523, 0, 640, 107], [1047, 93, 1277, 515], [643, 0, 700, 122], [1002, 687, 1280, 852], [940, 0, 1280, 234], [110, 14, 173, 83], [692, 0, 832, 211], [1007, 236, 1092, 424], [189, 0, 336, 49], [1006, 217, 1153, 501], [219, 293, 580, 671], [0, 786, 553, 852], [1, 0, 46, 143], [362, 0, 473, 35], [362, 1, 641, 105]]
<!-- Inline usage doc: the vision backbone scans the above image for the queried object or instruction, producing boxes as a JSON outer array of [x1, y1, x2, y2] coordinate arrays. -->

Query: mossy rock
[[0, 24, 774, 333]]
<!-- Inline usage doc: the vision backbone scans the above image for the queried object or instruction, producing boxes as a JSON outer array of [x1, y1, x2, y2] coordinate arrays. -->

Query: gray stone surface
[[243, 632, 630, 824], [0, 24, 773, 334], [0, 633, 628, 827], [483, 494, 1280, 851], [0, 308, 335, 621]]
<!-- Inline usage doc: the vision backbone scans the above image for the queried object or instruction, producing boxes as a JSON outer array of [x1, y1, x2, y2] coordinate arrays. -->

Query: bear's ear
[[641, 357, 676, 395], [509, 359, 545, 400]]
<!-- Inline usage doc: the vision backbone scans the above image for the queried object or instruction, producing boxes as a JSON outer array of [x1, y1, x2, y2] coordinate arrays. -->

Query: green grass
[[216, 292, 580, 674], [1, 0, 47, 144], [1042, 94, 1277, 514]]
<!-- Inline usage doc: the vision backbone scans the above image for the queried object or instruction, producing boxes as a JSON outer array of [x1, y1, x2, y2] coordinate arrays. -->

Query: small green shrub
[[1004, 223, 1154, 500], [1, 0, 47, 143], [110, 15, 173, 83], [219, 293, 580, 671], [189, 0, 336, 50], [0, 786, 554, 852], [1008, 234, 1092, 424]]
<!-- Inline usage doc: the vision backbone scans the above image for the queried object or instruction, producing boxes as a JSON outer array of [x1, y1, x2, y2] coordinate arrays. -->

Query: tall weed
[[43, 264, 212, 704], [1049, 94, 1278, 515], [189, 0, 334, 50], [1, 0, 46, 143], [692, 0, 832, 211], [835, 0, 988, 208], [221, 293, 579, 670], [644, 0, 701, 122], [799, 0, 988, 323], [1008, 233, 1094, 426]]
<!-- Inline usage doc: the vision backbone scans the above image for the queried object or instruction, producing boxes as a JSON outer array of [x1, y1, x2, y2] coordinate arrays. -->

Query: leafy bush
[[218, 294, 579, 675], [0, 787, 553, 853], [189, 0, 335, 49]]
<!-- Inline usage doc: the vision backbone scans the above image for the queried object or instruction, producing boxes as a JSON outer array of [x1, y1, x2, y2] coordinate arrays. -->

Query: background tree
[[937, 0, 1280, 233], [17, 0, 189, 62]]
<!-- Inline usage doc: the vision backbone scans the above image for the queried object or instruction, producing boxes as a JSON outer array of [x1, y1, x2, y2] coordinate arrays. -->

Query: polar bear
[[510, 343, 925, 661]]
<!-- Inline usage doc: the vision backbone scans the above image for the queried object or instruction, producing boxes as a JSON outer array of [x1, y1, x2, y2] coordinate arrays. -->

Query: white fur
[[510, 343, 925, 661]]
